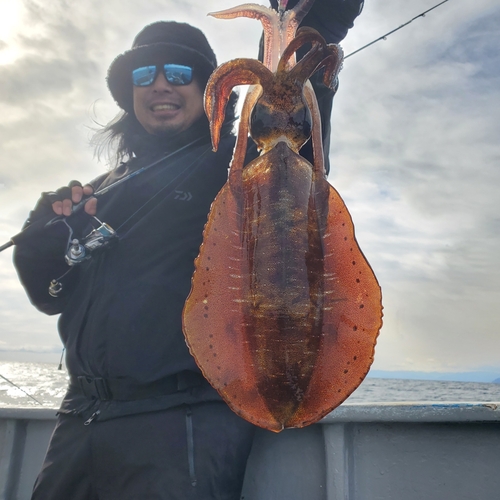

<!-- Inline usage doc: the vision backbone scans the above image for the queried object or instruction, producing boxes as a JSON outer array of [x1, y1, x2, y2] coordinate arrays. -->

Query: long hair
[[92, 90, 239, 168]]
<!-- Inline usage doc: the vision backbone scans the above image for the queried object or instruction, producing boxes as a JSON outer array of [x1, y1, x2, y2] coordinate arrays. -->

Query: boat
[[1, 402, 499, 499]]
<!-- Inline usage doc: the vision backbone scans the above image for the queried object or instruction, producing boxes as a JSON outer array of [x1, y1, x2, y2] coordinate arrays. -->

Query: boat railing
[[1, 402, 499, 500]]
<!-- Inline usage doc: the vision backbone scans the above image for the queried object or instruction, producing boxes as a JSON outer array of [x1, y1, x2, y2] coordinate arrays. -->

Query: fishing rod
[[0, 373, 43, 405], [0, 115, 240, 255], [0, 134, 211, 254], [345, 0, 450, 59], [0, 0, 450, 251]]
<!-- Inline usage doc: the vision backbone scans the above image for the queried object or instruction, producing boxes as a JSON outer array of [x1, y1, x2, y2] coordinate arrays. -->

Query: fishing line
[[72, 121, 235, 239], [43, 138, 221, 291], [112, 142, 215, 238], [0, 373, 43, 405], [0, 3, 451, 252], [345, 0, 450, 59], [0, 125, 233, 254], [32, 124, 237, 294], [58, 348, 65, 370]]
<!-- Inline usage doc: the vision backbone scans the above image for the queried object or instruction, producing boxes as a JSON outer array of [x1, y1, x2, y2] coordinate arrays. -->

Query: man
[[14, 2, 364, 499]]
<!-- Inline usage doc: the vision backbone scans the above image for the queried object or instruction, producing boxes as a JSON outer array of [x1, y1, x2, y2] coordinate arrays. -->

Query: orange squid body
[[183, 143, 381, 432], [183, 28, 382, 432]]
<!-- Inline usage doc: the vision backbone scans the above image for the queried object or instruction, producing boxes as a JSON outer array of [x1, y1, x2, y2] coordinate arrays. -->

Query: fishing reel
[[49, 219, 117, 297], [65, 220, 116, 266]]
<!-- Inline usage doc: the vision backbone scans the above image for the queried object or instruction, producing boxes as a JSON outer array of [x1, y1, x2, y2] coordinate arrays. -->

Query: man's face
[[133, 65, 205, 136]]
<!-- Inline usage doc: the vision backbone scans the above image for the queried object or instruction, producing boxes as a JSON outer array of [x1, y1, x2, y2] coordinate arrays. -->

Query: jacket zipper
[[84, 410, 101, 425], [185, 406, 197, 487]]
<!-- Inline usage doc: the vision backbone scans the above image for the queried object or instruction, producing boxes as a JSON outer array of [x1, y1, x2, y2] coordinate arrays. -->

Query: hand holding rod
[[0, 136, 206, 253], [0, 174, 136, 252]]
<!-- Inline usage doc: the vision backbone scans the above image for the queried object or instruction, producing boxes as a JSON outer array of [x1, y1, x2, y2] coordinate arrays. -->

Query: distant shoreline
[[0, 351, 62, 365], [368, 369, 500, 384]]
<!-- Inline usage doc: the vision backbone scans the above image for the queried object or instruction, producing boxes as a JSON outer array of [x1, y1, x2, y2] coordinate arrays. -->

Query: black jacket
[[269, 0, 364, 44], [15, 118, 241, 420], [13, 1, 363, 421]]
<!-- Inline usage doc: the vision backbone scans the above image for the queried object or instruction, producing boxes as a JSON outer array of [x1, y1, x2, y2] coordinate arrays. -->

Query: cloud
[[0, 0, 499, 375], [329, 0, 500, 371]]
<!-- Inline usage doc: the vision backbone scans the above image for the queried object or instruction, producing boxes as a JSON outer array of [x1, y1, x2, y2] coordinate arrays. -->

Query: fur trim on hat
[[107, 22, 217, 112]]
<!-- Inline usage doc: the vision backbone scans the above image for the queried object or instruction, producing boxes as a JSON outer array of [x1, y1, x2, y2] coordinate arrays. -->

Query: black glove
[[17, 181, 92, 248]]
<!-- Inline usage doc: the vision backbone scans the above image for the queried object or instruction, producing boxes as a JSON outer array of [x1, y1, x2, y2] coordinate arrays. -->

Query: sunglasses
[[132, 64, 194, 87]]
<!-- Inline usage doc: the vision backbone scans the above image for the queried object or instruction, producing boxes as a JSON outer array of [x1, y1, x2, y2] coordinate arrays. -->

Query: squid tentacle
[[210, 0, 315, 71]]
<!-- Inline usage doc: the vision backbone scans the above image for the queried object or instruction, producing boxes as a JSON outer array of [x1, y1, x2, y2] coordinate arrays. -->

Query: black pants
[[31, 402, 256, 500]]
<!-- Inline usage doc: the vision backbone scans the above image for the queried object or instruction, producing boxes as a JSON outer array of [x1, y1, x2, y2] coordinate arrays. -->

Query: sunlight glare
[[0, 0, 22, 64]]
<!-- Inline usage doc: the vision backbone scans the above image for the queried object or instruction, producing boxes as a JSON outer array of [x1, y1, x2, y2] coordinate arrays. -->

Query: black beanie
[[107, 22, 218, 112]]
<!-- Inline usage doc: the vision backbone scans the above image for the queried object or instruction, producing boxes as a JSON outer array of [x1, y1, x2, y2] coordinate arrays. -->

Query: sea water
[[1, 361, 500, 409]]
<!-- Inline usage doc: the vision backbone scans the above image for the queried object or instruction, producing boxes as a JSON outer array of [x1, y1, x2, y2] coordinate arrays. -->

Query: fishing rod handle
[[70, 194, 96, 214], [7, 213, 65, 248], [0, 240, 13, 252], [1, 195, 96, 252]]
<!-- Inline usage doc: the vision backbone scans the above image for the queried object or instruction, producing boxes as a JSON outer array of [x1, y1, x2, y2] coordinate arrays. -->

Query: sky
[[0, 0, 499, 380]]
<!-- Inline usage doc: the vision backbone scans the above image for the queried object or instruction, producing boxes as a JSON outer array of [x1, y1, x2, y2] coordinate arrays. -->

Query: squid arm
[[303, 83, 325, 177], [228, 85, 263, 188], [205, 26, 344, 175], [204, 59, 272, 152]]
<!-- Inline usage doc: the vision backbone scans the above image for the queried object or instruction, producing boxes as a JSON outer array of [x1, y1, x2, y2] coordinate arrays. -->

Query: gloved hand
[[14, 181, 98, 250], [29, 180, 96, 222], [13, 181, 98, 308]]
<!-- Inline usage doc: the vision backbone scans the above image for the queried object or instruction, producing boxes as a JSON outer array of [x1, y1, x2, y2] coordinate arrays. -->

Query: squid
[[182, 3, 382, 432], [208, 0, 315, 71]]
